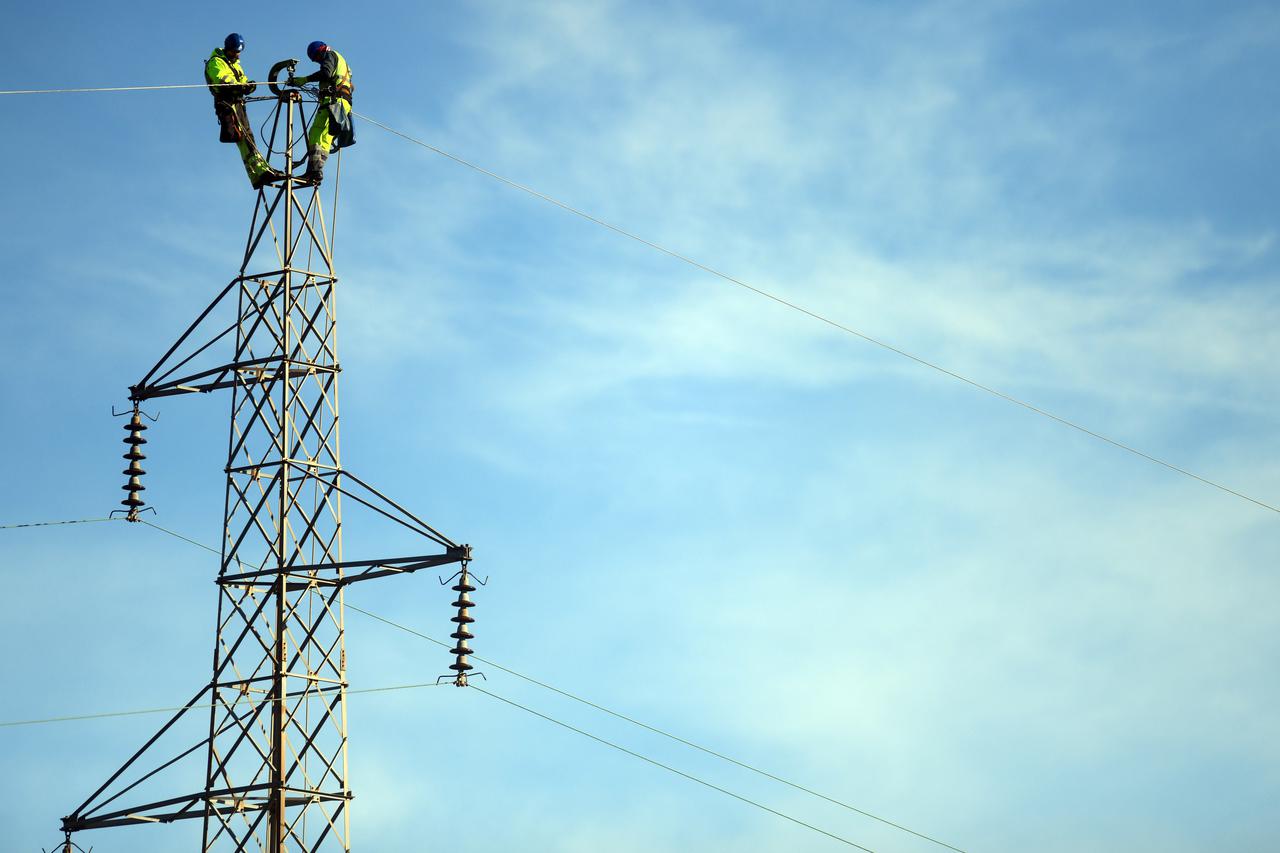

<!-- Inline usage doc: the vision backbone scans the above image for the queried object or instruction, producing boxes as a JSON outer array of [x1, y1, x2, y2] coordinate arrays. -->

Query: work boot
[[297, 150, 328, 187], [250, 168, 285, 190]]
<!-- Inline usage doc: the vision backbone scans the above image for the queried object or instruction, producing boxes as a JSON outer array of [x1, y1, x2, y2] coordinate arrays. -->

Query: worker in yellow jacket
[[288, 41, 356, 186], [204, 33, 282, 190]]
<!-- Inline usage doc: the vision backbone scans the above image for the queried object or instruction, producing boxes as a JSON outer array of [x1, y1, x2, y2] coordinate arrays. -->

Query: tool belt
[[320, 81, 354, 104], [214, 100, 247, 144]]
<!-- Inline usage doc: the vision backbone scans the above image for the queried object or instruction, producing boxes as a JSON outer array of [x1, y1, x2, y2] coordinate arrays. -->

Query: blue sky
[[2, 1, 1279, 851]]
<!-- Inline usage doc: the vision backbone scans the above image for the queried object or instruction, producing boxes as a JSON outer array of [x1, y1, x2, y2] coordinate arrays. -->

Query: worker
[[287, 41, 355, 186], [204, 33, 283, 190]]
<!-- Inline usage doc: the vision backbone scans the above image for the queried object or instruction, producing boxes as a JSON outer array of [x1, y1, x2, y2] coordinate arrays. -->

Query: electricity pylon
[[60, 78, 469, 851]]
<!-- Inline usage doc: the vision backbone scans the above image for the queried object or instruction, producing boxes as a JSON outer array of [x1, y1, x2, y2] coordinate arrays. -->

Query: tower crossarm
[[217, 547, 471, 588], [132, 356, 339, 401], [63, 785, 265, 832]]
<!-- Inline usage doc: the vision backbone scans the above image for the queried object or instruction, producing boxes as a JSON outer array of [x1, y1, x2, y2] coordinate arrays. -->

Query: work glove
[[245, 80, 259, 95], [290, 75, 308, 87]]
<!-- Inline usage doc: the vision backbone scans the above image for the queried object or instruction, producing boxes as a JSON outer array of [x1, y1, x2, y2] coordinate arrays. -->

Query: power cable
[[0, 514, 965, 849], [3, 669, 872, 849], [126, 520, 964, 852], [0, 681, 448, 729], [347, 603, 966, 852], [139, 518, 220, 554], [0, 83, 247, 95], [0, 517, 120, 530], [352, 110, 1278, 517], [473, 684, 876, 852], [0, 81, 1272, 514]]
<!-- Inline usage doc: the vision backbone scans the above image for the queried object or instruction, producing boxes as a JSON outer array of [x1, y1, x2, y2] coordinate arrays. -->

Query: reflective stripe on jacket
[[330, 50, 354, 103]]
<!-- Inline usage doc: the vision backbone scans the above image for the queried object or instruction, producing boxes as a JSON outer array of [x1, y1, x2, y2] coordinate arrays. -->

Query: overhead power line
[[472, 684, 877, 852], [0, 82, 247, 95], [0, 668, 872, 851], [347, 603, 967, 852], [0, 81, 1273, 515], [1, 514, 968, 850], [351, 110, 1279, 517], [0, 681, 448, 729], [0, 516, 970, 852], [126, 519, 965, 853], [0, 674, 872, 850], [0, 517, 120, 530], [140, 518, 220, 554]]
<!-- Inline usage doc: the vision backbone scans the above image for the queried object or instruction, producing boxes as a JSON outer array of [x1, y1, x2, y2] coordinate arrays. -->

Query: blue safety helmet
[[224, 33, 245, 54], [307, 40, 328, 62]]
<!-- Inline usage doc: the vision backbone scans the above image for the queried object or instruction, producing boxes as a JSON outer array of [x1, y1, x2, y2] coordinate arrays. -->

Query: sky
[[2, 1, 1279, 851]]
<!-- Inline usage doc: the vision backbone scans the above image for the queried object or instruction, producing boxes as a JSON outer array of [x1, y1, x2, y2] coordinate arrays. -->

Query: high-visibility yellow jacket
[[295, 49, 353, 105], [204, 48, 255, 103]]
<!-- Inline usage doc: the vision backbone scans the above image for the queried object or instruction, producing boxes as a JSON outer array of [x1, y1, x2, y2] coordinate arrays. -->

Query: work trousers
[[217, 100, 271, 186], [307, 97, 353, 155]]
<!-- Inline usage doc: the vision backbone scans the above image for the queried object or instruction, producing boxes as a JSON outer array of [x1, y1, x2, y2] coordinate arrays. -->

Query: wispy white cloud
[[356, 0, 1279, 438], [6, 4, 1276, 852]]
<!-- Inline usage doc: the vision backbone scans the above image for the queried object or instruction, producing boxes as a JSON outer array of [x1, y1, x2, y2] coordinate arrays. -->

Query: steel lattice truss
[[62, 92, 468, 852]]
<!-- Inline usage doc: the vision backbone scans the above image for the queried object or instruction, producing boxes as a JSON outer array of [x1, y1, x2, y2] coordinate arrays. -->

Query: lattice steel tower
[[60, 78, 470, 852]]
